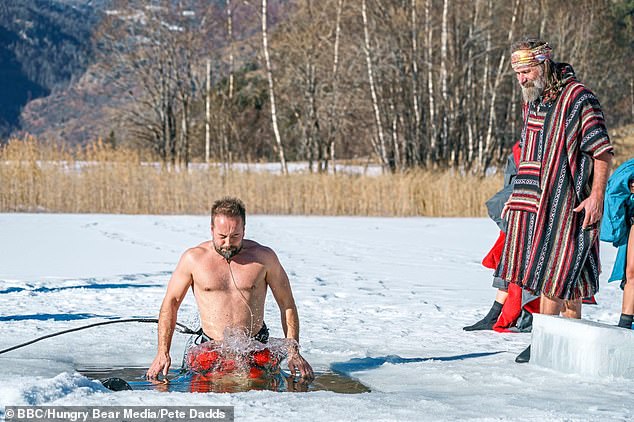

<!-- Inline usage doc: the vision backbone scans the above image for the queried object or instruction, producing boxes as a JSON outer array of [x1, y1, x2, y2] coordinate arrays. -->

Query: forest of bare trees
[[95, 0, 634, 173]]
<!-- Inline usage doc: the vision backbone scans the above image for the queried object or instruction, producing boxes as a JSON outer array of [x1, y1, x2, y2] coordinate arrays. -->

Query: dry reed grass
[[0, 138, 501, 216]]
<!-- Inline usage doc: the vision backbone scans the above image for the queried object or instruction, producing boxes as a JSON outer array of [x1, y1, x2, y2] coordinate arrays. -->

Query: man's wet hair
[[211, 197, 246, 227]]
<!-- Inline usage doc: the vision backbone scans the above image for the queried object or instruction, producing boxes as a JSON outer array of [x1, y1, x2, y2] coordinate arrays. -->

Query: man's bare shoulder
[[242, 239, 277, 261], [181, 241, 214, 263]]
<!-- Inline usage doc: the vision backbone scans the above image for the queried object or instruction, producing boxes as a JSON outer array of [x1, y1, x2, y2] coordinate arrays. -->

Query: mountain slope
[[0, 0, 97, 138]]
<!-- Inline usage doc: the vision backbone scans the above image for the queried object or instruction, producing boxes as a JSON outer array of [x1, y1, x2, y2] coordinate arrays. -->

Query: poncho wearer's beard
[[521, 75, 546, 103]]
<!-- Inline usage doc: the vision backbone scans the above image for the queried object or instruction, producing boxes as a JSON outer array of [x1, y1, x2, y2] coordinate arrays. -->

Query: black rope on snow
[[0, 318, 197, 355]]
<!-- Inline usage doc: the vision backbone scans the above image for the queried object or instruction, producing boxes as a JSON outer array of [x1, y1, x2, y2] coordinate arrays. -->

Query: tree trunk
[[205, 59, 211, 163], [410, 0, 421, 166], [224, 0, 234, 171], [362, 0, 388, 170], [261, 0, 288, 175], [425, 0, 436, 164], [440, 0, 449, 162], [327, 0, 344, 174], [227, 0, 235, 100], [481, 0, 520, 172]]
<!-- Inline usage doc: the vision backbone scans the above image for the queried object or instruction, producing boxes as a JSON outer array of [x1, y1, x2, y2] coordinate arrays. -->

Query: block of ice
[[531, 314, 634, 378]]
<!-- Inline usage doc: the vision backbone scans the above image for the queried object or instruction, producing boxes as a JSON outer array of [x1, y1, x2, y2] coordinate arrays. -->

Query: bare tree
[[95, 1, 209, 167], [410, 0, 421, 166], [205, 58, 211, 163], [479, 0, 521, 172], [425, 0, 437, 164], [223, 0, 235, 170], [439, 0, 449, 161], [328, 0, 345, 173], [261, 0, 288, 175], [362, 0, 388, 170], [94, 0, 633, 171]]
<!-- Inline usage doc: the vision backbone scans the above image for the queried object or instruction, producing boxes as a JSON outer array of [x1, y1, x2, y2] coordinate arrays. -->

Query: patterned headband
[[511, 43, 553, 70]]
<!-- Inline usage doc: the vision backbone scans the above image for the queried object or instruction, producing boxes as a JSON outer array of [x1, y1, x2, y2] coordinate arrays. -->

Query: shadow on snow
[[330, 352, 505, 374]]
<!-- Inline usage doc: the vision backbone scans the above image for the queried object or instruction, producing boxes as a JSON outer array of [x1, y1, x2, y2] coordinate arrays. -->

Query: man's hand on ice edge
[[147, 352, 171, 380], [288, 352, 314, 380]]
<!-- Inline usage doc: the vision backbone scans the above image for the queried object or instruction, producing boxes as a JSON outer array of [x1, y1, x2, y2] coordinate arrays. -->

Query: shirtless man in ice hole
[[147, 197, 313, 381]]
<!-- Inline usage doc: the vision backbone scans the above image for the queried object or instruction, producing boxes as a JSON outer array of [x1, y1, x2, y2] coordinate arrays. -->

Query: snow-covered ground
[[27, 160, 384, 176], [0, 214, 632, 421]]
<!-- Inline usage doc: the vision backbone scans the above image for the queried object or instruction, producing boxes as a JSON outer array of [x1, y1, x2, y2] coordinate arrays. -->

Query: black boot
[[515, 345, 531, 363], [101, 377, 132, 391], [463, 301, 503, 331], [618, 314, 633, 329]]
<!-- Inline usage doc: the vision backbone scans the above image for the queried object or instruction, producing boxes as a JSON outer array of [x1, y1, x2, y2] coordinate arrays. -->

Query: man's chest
[[192, 262, 267, 292]]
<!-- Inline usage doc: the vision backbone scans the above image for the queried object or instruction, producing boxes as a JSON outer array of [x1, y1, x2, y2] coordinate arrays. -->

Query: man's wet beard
[[521, 76, 545, 103], [215, 245, 243, 261]]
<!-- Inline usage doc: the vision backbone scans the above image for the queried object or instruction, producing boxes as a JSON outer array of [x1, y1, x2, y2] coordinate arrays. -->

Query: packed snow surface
[[0, 214, 632, 421]]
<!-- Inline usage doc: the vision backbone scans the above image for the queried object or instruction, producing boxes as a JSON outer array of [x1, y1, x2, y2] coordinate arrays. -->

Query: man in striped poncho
[[495, 38, 613, 363]]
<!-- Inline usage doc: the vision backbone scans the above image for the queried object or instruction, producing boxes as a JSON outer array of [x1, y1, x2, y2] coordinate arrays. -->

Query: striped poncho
[[494, 64, 613, 300]]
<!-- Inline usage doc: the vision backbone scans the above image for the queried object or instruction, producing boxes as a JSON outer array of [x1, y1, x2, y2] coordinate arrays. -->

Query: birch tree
[[261, 0, 288, 174], [361, 0, 389, 170], [327, 0, 345, 173], [425, 0, 436, 164], [410, 0, 421, 166]]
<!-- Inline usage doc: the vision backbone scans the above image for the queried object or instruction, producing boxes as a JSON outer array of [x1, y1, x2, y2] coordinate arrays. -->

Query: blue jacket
[[600, 159, 634, 282]]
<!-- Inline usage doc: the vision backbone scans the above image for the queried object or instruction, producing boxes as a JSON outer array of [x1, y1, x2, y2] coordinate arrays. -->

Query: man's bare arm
[[266, 249, 314, 380], [146, 250, 195, 379], [266, 250, 300, 340], [573, 151, 612, 229]]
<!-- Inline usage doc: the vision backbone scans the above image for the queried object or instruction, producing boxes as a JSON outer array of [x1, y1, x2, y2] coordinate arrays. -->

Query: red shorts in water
[[186, 347, 281, 378]]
